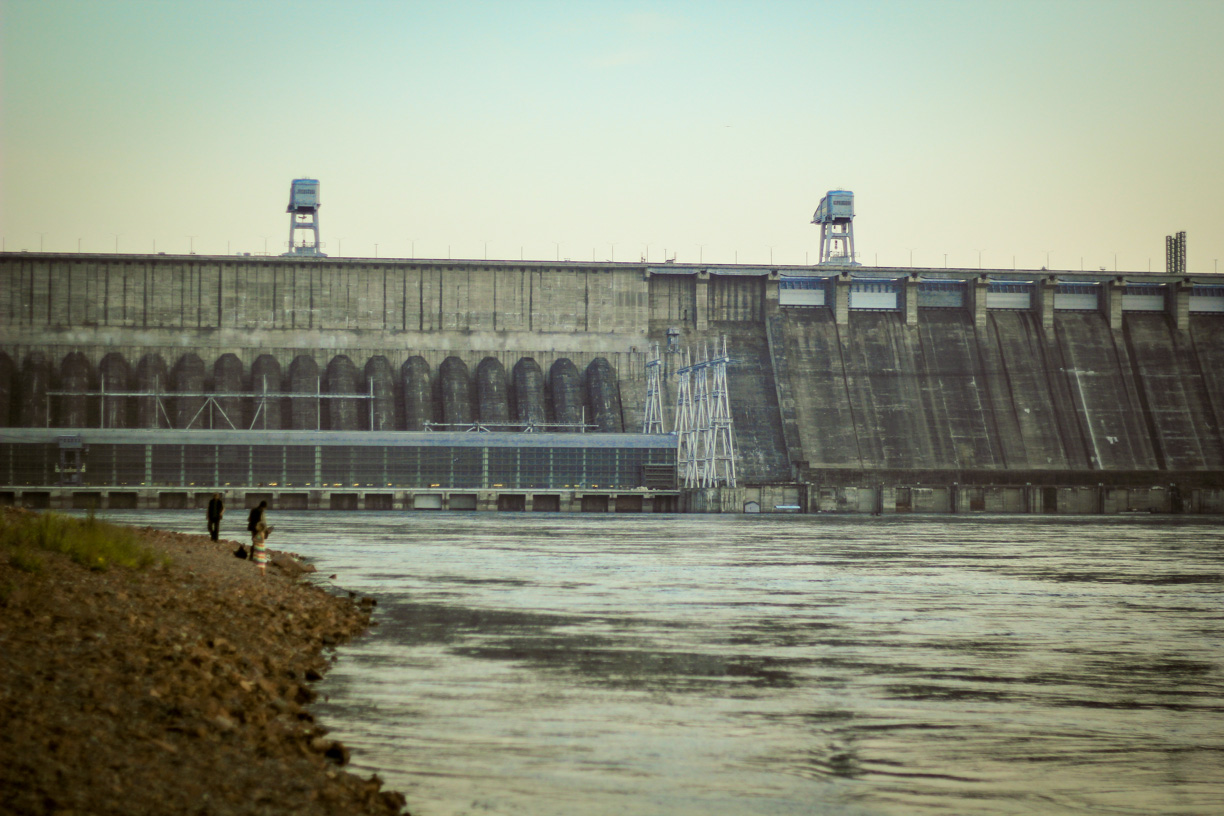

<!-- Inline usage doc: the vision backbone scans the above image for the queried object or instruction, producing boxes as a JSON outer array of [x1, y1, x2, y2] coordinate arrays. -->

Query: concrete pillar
[[695, 270, 710, 331], [1038, 276, 1057, 331], [764, 270, 780, 319], [1169, 278, 1191, 331], [903, 274, 919, 326], [1104, 277, 1124, 329], [834, 271, 851, 325], [971, 276, 989, 329]]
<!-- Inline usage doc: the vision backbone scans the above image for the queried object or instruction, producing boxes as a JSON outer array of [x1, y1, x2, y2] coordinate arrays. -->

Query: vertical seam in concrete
[[832, 318, 865, 469], [911, 319, 944, 468], [982, 315, 1019, 468], [1038, 315, 1092, 469], [1120, 319, 1167, 470], [958, 318, 1000, 468], [1187, 319, 1224, 466]]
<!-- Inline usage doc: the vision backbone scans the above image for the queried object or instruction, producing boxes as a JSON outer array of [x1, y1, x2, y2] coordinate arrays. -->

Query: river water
[[97, 511, 1224, 815]]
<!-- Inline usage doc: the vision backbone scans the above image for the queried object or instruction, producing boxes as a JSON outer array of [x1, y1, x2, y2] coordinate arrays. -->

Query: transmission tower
[[707, 336, 738, 487], [642, 342, 666, 434], [673, 338, 738, 489], [674, 348, 701, 488]]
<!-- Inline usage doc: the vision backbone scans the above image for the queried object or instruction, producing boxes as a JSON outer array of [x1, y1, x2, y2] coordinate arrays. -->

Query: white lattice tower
[[674, 348, 701, 488], [692, 343, 715, 487], [642, 343, 665, 434], [709, 335, 738, 488]]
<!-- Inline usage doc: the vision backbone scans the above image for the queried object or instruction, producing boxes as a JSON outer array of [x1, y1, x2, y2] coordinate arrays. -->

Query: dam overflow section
[[1, 253, 1222, 513]]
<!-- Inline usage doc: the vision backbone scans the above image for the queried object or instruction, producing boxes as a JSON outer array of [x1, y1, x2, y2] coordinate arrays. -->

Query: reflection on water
[[101, 512, 1224, 815]]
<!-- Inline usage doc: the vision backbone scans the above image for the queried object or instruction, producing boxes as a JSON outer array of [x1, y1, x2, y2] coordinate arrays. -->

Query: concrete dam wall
[[2, 252, 1223, 511], [770, 308, 1223, 473]]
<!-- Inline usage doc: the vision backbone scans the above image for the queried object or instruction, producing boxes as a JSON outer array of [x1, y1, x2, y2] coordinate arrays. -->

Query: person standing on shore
[[206, 493, 225, 541], [248, 500, 270, 577]]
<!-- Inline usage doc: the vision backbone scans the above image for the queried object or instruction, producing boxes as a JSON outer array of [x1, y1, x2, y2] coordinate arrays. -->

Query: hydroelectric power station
[[2, 187, 1222, 514]]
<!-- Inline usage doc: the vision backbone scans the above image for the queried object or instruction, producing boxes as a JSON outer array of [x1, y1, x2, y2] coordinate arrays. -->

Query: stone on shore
[[0, 508, 408, 816]]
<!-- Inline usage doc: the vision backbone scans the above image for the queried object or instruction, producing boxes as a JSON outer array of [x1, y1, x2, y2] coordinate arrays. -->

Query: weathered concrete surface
[[1124, 314, 1224, 470], [772, 307, 1223, 478], [3, 252, 1223, 492]]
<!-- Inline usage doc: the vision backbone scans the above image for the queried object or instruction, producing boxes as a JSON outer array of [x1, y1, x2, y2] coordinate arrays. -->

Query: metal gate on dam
[[2, 252, 1223, 514]]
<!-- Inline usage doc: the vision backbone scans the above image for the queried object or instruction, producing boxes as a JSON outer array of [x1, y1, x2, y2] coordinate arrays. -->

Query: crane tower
[[811, 189, 858, 265], [284, 178, 326, 257]]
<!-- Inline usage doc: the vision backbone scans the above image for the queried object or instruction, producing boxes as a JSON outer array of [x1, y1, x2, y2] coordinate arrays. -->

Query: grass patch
[[0, 510, 169, 571], [8, 548, 45, 573]]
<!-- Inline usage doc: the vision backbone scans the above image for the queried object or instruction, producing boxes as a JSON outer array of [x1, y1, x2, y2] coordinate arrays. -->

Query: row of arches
[[0, 351, 625, 433]]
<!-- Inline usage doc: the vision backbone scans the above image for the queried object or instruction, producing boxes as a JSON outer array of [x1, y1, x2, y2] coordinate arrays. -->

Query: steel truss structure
[[45, 376, 374, 431], [672, 337, 737, 488], [641, 342, 666, 435]]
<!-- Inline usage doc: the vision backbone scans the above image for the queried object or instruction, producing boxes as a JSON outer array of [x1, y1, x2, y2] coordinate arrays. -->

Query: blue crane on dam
[[812, 189, 859, 266]]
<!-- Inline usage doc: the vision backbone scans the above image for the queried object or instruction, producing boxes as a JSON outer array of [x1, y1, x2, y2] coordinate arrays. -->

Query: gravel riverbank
[[0, 508, 408, 815]]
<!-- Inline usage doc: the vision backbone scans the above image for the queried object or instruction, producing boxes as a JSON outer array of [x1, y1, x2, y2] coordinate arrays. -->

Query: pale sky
[[2, 0, 1222, 272]]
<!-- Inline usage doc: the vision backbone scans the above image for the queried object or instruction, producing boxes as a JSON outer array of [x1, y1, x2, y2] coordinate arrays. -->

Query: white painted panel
[[1121, 294, 1165, 311], [849, 291, 898, 310], [986, 291, 1031, 309], [1189, 295, 1224, 313], [780, 289, 825, 306], [1054, 293, 1098, 310]]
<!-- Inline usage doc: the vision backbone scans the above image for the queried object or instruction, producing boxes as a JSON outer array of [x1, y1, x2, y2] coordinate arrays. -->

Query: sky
[[2, 0, 1222, 273]]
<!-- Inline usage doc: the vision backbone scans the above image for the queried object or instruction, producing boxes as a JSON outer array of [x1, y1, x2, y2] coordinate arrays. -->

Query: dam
[[1, 251, 1222, 514]]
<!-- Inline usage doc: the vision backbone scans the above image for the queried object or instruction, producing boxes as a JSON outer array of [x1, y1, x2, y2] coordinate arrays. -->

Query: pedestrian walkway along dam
[[1, 252, 1222, 513]]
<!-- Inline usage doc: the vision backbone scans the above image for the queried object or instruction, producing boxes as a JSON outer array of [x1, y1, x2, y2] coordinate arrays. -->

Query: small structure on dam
[[284, 178, 325, 258], [812, 190, 858, 266]]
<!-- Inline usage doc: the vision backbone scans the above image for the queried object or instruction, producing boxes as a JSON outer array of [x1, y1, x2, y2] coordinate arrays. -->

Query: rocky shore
[[0, 508, 408, 815]]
